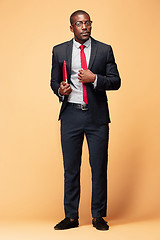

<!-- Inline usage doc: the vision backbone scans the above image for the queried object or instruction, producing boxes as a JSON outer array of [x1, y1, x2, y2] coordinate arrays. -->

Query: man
[[50, 10, 121, 230]]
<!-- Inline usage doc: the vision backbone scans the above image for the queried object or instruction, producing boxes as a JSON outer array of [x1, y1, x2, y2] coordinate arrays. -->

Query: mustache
[[80, 31, 90, 34]]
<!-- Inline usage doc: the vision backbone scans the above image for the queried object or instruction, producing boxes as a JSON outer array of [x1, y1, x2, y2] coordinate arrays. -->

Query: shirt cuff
[[58, 88, 64, 101], [92, 75, 97, 88]]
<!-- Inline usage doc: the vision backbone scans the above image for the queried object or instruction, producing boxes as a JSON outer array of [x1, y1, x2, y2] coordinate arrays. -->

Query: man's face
[[70, 14, 92, 44]]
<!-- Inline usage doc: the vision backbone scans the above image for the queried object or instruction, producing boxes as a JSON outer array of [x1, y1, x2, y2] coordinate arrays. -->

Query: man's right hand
[[59, 81, 72, 95]]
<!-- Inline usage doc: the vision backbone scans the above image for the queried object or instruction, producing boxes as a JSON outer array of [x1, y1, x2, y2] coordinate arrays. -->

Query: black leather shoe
[[92, 217, 109, 230], [54, 217, 79, 230]]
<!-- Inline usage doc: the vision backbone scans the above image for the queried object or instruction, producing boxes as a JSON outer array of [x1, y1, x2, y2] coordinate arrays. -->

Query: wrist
[[92, 74, 96, 82], [58, 88, 63, 97]]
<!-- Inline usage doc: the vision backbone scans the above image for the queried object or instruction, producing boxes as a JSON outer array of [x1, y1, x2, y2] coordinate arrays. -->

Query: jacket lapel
[[88, 37, 98, 70], [66, 39, 73, 82]]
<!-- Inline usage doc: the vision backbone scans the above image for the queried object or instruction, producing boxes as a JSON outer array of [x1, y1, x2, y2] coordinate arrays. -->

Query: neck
[[74, 38, 89, 44]]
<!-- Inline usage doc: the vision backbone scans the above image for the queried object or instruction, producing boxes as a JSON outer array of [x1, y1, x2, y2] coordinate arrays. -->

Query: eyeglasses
[[72, 20, 92, 27]]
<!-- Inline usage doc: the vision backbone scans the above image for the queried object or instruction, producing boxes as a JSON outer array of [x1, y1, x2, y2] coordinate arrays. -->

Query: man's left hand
[[78, 69, 96, 83]]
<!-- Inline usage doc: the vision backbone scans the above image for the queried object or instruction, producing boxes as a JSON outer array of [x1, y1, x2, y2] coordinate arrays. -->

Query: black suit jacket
[[50, 37, 121, 124]]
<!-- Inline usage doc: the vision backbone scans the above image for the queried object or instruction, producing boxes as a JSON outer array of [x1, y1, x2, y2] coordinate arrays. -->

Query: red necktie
[[80, 45, 88, 104]]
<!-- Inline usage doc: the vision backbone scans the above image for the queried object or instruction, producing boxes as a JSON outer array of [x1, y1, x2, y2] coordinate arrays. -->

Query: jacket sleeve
[[96, 46, 121, 91], [50, 47, 64, 102]]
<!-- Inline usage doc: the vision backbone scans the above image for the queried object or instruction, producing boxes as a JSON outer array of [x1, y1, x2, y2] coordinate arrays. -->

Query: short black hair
[[70, 10, 90, 25]]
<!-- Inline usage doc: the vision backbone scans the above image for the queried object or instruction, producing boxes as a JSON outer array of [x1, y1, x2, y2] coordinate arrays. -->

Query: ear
[[70, 25, 74, 33]]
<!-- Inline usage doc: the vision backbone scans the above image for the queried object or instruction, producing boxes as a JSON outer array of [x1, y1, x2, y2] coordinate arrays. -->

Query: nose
[[82, 23, 87, 29]]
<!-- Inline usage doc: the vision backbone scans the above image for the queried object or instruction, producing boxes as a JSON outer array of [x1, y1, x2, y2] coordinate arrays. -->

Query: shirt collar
[[73, 37, 91, 49]]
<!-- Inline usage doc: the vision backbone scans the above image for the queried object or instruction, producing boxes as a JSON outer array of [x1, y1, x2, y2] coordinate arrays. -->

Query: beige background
[[0, 0, 160, 226]]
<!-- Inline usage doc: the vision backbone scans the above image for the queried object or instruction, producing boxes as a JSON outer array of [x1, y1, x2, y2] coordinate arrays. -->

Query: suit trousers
[[60, 103, 109, 219]]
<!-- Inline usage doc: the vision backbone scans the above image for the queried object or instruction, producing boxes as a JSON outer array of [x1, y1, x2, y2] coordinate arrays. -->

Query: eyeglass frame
[[71, 20, 93, 27]]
